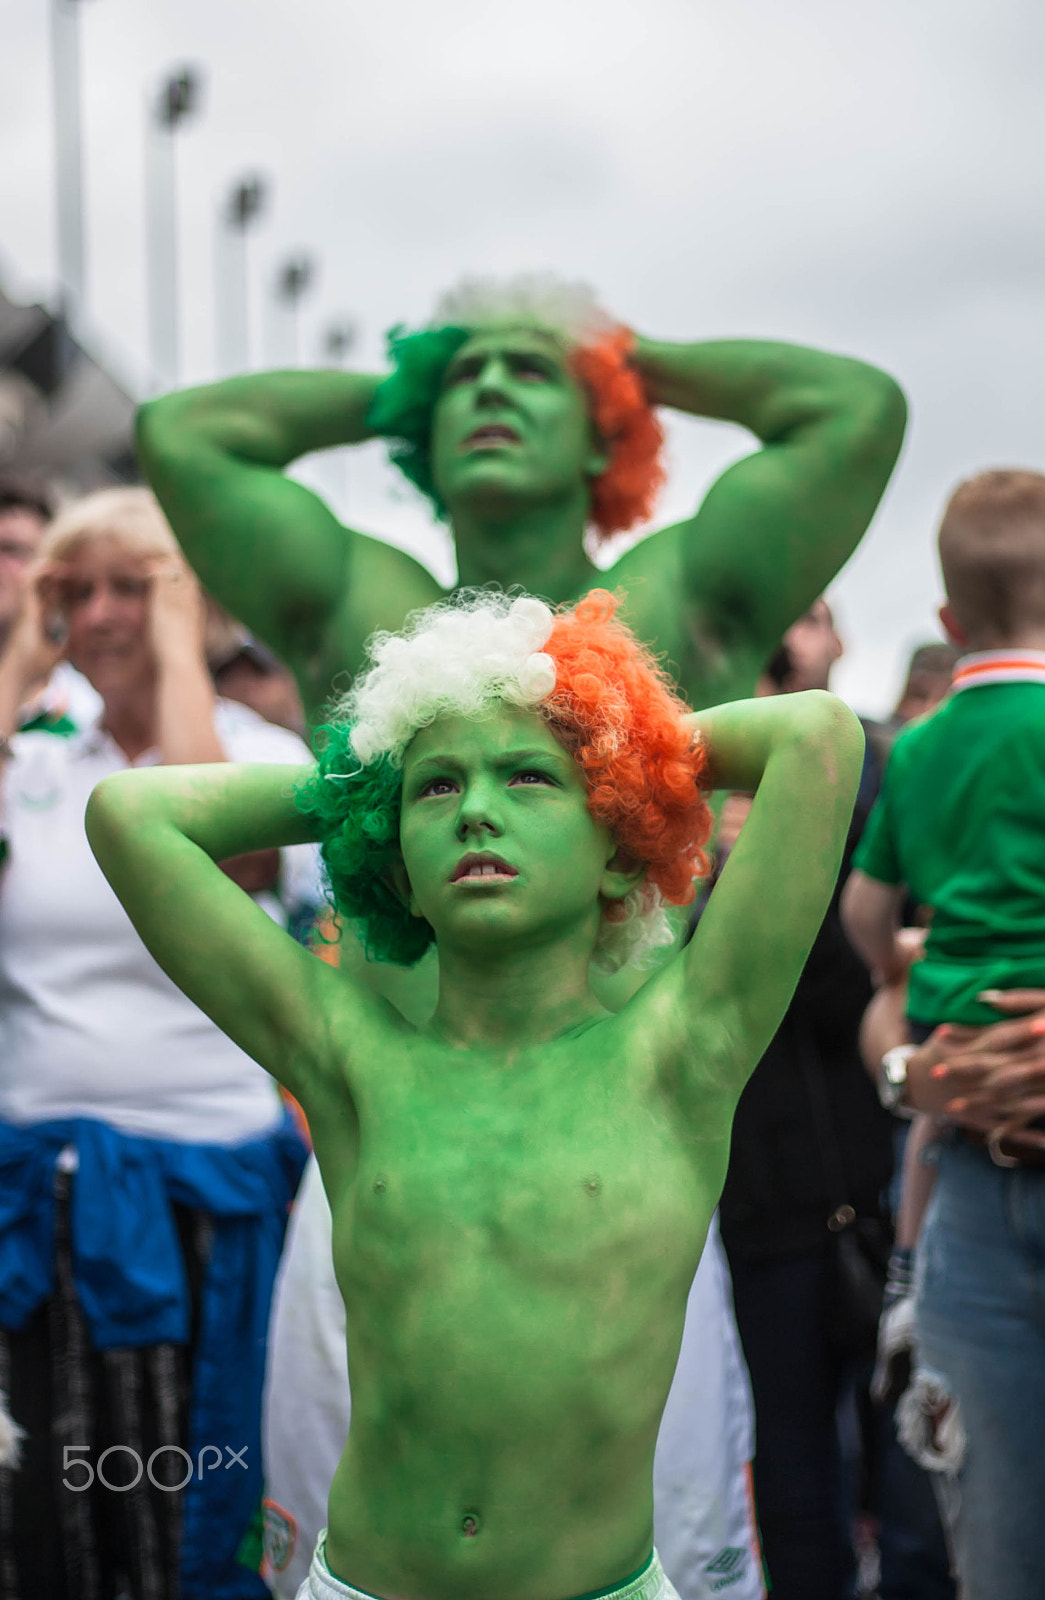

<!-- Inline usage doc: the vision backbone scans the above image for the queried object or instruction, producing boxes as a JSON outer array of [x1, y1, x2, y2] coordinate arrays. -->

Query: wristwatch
[[876, 1044, 918, 1117]]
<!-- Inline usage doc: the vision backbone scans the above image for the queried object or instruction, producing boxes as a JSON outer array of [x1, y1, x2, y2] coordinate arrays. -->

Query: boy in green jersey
[[86, 589, 861, 1600], [844, 469, 1045, 1038], [842, 469, 1045, 1600]]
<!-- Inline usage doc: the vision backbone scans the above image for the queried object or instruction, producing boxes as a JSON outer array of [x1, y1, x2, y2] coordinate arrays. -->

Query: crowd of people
[[0, 276, 1043, 1600]]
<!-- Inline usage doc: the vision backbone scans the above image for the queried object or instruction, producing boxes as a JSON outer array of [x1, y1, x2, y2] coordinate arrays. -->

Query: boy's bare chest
[[330, 1057, 711, 1296]]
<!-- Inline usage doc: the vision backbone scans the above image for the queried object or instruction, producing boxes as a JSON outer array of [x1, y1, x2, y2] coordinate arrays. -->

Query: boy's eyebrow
[[406, 745, 572, 774], [496, 745, 571, 766]]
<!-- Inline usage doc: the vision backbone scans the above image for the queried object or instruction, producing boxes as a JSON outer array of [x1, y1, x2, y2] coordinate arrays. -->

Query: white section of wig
[[343, 592, 556, 768], [594, 882, 677, 973], [431, 274, 615, 346], [333, 589, 671, 971]]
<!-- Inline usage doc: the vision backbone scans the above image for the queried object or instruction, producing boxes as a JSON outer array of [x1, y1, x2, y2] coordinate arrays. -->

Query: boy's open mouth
[[451, 852, 518, 883]]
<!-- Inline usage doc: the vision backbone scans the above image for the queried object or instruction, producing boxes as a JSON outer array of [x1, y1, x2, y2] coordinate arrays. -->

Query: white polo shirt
[[0, 699, 314, 1145]]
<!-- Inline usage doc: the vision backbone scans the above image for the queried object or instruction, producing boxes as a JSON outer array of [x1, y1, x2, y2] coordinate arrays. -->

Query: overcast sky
[[4, 0, 1045, 712]]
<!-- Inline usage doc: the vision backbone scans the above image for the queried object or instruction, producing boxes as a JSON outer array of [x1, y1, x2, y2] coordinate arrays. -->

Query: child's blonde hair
[[939, 470, 1045, 643]]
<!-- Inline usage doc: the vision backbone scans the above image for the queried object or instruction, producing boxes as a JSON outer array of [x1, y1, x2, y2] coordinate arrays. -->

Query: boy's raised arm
[[86, 761, 338, 1101], [676, 691, 864, 1098]]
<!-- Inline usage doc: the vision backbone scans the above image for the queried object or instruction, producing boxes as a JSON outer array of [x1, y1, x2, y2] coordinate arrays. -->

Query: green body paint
[[396, 709, 643, 1037], [429, 331, 609, 541], [131, 307, 899, 1593], [136, 328, 905, 723], [87, 689, 864, 1597]]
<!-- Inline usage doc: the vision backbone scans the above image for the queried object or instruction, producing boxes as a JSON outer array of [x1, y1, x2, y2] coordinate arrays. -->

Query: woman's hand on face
[[906, 989, 1045, 1151], [0, 561, 68, 700], [146, 556, 207, 668]]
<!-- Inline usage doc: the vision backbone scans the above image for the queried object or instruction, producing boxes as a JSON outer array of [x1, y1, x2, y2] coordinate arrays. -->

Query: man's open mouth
[[462, 424, 521, 450], [451, 852, 519, 883]]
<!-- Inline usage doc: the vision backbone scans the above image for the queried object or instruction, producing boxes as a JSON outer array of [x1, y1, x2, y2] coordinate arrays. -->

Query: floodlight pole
[[50, 0, 89, 329], [273, 254, 316, 367], [323, 321, 356, 367], [218, 176, 268, 373], [146, 67, 202, 393], [320, 319, 356, 507]]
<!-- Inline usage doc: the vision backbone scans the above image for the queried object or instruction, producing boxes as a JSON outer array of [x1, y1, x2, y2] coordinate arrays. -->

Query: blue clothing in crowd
[[0, 1111, 308, 1599]]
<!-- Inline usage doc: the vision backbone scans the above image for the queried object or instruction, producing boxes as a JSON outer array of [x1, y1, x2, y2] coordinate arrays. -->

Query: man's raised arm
[[627, 338, 907, 658], [137, 369, 393, 685]]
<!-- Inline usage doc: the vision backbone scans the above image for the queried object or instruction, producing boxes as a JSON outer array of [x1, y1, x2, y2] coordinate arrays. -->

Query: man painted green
[[136, 275, 905, 728], [86, 589, 865, 1600]]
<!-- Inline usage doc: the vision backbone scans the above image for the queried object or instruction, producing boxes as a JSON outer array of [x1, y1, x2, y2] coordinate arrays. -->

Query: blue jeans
[[917, 1135, 1045, 1600]]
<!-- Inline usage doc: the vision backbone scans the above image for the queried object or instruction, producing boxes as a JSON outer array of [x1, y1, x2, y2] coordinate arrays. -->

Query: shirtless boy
[[87, 589, 863, 1600]]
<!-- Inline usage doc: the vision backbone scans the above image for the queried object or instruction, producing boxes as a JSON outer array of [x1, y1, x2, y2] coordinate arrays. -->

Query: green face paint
[[429, 330, 605, 519], [399, 704, 614, 959]]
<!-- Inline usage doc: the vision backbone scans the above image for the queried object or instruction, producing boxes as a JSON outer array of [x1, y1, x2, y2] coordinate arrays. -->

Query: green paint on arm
[[624, 337, 906, 672], [634, 692, 865, 1111], [136, 370, 380, 665], [85, 760, 341, 1099]]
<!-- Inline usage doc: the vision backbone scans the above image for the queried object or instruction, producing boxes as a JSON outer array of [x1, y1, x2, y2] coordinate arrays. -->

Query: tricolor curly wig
[[366, 275, 665, 543], [298, 589, 711, 971]]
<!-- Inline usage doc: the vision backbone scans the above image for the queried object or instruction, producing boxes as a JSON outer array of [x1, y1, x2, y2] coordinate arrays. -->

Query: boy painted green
[[87, 589, 863, 1600]]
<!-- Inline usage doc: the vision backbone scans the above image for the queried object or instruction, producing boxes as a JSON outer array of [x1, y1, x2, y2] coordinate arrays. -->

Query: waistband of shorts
[[306, 1535, 667, 1600]]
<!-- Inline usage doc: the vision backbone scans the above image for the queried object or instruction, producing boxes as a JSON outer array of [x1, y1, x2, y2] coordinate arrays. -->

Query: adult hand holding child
[[906, 989, 1045, 1155]]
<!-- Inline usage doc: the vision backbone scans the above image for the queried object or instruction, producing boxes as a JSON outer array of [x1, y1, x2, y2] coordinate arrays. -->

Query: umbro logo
[[704, 1546, 747, 1590], [706, 1548, 745, 1574]]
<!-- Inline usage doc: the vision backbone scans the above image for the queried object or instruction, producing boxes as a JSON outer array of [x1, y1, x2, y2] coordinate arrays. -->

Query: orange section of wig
[[542, 589, 711, 913], [570, 331, 666, 544]]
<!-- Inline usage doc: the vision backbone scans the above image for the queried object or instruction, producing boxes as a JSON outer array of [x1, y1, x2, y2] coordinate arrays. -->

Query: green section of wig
[[367, 324, 471, 520], [295, 719, 434, 966]]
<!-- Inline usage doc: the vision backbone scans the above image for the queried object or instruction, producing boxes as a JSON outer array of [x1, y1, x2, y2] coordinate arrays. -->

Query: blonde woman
[[0, 489, 309, 1600]]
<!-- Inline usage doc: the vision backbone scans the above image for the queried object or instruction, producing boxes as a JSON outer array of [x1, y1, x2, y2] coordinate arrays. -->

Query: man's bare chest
[[593, 569, 758, 712]]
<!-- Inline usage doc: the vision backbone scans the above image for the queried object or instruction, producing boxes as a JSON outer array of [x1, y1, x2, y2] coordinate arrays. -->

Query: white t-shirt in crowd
[[49, 662, 104, 728], [0, 699, 317, 1145], [18, 662, 103, 731]]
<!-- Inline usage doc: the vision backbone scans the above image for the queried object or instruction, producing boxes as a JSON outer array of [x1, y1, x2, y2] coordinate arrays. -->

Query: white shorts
[[264, 1157, 764, 1600], [295, 1537, 681, 1600]]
